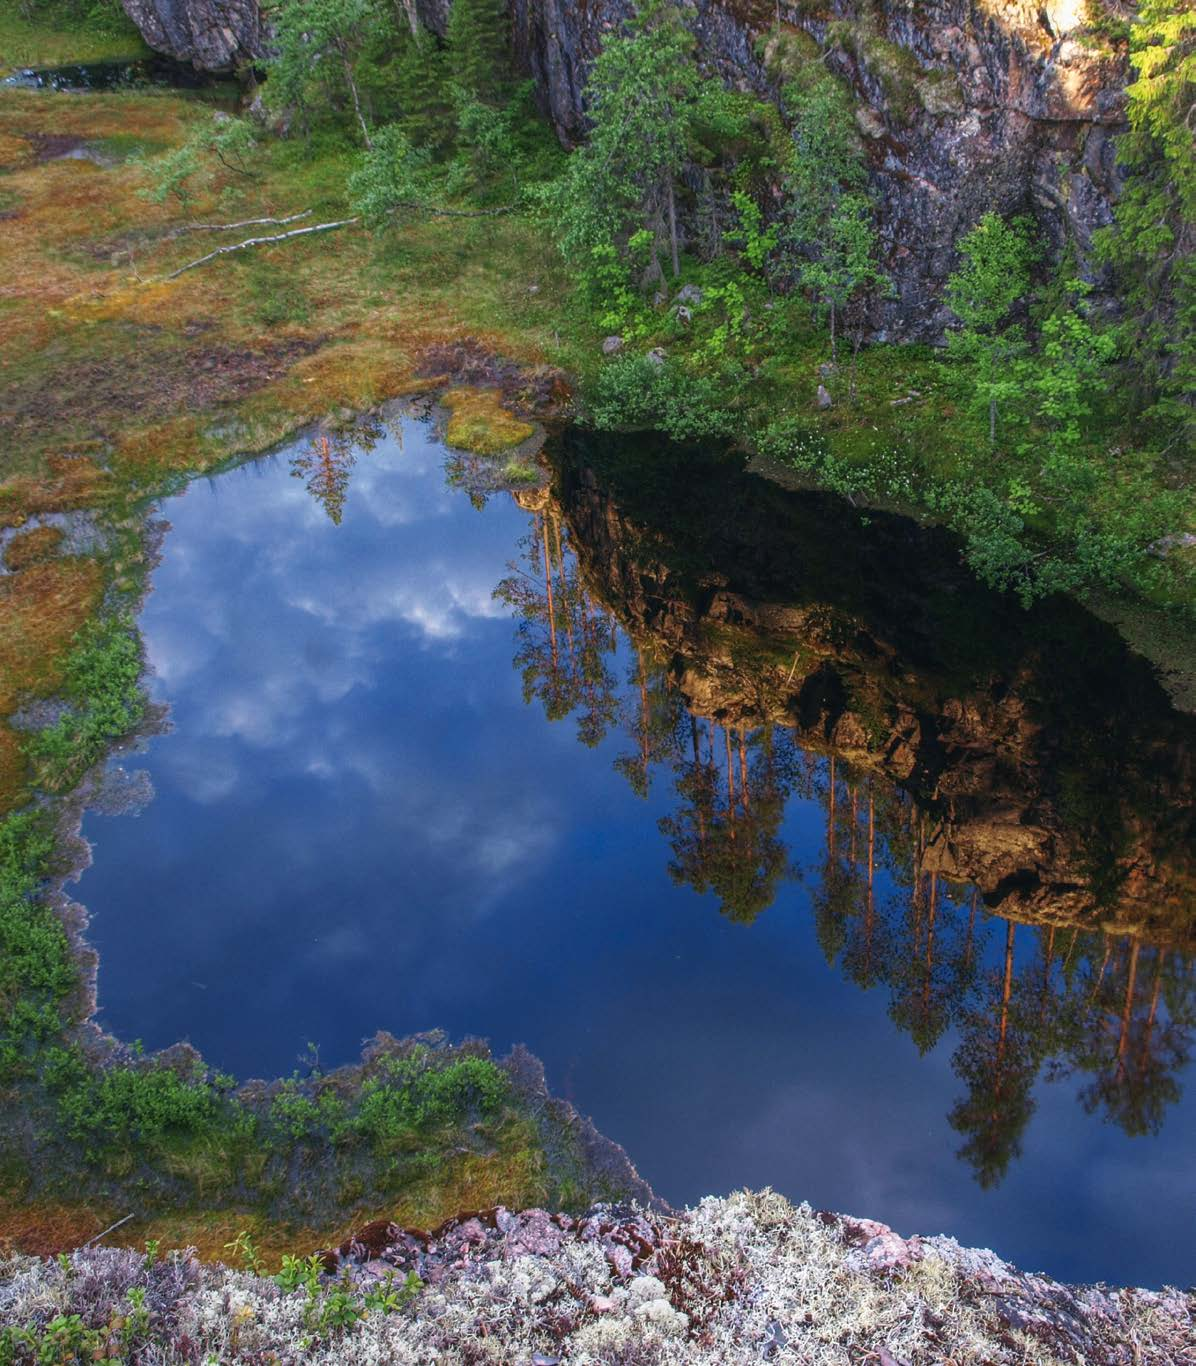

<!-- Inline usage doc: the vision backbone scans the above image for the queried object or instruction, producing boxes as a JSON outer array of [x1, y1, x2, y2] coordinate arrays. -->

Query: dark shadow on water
[[77, 417, 1196, 1287]]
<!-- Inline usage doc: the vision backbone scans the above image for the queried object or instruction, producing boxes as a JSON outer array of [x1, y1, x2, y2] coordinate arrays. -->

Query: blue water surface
[[77, 418, 1196, 1289]]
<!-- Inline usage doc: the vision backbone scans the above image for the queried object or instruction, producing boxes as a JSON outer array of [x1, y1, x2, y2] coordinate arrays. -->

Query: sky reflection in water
[[79, 418, 1196, 1289]]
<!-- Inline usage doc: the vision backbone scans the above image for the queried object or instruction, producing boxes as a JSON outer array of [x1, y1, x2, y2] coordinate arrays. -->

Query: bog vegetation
[[0, 0, 1192, 1262]]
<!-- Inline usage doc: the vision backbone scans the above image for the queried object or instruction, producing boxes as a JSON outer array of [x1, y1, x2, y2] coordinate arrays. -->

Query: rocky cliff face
[[121, 0, 265, 70], [120, 0, 1127, 335], [433, 0, 1128, 337], [551, 432, 1196, 945]]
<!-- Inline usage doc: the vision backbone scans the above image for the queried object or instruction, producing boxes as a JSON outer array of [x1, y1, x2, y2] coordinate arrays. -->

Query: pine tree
[[445, 0, 510, 106], [944, 213, 1036, 447]]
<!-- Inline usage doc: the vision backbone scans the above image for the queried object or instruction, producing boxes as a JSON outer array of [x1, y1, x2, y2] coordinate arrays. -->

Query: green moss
[[828, 18, 924, 123], [0, 6, 149, 76]]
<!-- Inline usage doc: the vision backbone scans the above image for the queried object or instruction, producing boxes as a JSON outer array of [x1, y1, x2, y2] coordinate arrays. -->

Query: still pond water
[[79, 414, 1196, 1289]]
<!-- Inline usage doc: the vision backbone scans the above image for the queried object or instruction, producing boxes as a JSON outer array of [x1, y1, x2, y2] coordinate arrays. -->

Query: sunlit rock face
[[500, 0, 1129, 338], [120, 0, 266, 69], [120, 0, 1126, 337], [550, 433, 1196, 946]]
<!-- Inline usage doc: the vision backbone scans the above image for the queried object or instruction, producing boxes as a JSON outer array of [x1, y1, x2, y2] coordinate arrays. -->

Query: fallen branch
[[167, 211, 313, 238], [389, 201, 514, 219], [84, 1213, 136, 1247], [164, 217, 359, 279], [160, 199, 513, 279]]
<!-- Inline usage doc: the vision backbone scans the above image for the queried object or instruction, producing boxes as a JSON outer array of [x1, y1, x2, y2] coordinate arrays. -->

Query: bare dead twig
[[83, 1213, 136, 1247]]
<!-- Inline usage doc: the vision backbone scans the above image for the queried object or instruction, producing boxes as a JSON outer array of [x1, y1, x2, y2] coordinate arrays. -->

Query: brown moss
[[441, 387, 537, 455], [0, 455, 113, 528], [0, 557, 105, 713], [3, 525, 64, 571], [0, 1199, 108, 1259], [0, 131, 31, 169]]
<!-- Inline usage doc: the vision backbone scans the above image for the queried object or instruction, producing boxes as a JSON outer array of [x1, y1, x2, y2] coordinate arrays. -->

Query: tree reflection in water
[[287, 429, 1196, 1191], [499, 500, 1196, 1189]]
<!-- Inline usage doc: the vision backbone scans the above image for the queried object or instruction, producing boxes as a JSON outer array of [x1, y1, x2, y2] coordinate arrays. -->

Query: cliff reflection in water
[[489, 431, 1196, 1189]]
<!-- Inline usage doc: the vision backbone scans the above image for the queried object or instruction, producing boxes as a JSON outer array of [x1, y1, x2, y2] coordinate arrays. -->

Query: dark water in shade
[[78, 416, 1196, 1289], [1, 58, 235, 94]]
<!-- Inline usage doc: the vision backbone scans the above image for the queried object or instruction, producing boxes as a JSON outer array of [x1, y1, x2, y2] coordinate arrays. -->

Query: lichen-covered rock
[[2, 1193, 1191, 1363]]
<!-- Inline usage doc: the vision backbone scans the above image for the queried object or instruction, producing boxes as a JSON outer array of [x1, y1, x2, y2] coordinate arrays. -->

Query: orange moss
[[0, 454, 113, 528], [0, 1200, 109, 1259], [0, 1144, 548, 1267], [391, 1147, 548, 1229], [0, 131, 30, 169], [0, 557, 105, 713], [239, 339, 428, 440], [4, 525, 64, 571], [111, 416, 206, 478], [441, 387, 536, 454]]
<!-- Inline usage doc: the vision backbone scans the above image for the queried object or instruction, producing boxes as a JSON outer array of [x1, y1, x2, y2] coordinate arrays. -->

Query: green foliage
[[944, 212, 1036, 444], [362, 1270, 422, 1314], [50, 1050, 221, 1149], [1094, 0, 1194, 443], [136, 115, 257, 215], [774, 72, 885, 358], [352, 1052, 507, 1151], [16, 0, 135, 39], [392, 25, 453, 152], [724, 190, 778, 274], [1125, 0, 1196, 209], [0, 1287, 151, 1366], [552, 0, 701, 280], [348, 123, 435, 225], [226, 1230, 267, 1277], [277, 1253, 325, 1295], [266, 0, 392, 145], [445, 0, 509, 106], [27, 614, 145, 793], [0, 812, 69, 1079], [588, 354, 746, 442]]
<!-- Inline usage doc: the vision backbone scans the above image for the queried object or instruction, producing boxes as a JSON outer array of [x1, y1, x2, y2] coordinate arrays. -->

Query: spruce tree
[[394, 24, 453, 153], [445, 0, 510, 106]]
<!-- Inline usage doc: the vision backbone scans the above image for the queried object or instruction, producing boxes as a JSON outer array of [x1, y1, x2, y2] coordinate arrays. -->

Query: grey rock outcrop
[[120, 0, 265, 70]]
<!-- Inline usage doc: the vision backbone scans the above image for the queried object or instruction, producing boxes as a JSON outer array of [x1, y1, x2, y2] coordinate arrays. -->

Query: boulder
[[601, 335, 624, 356]]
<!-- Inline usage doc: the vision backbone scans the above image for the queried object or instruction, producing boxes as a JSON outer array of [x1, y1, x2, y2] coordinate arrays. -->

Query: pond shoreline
[[3, 1191, 1192, 1361]]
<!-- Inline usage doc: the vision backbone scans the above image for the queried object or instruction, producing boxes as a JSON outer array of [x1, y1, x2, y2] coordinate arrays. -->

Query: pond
[[77, 412, 1196, 1290], [1, 57, 234, 94]]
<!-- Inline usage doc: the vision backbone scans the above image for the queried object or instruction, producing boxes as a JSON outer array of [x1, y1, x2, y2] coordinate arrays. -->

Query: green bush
[[352, 1053, 508, 1149], [589, 354, 746, 442], [27, 615, 145, 792]]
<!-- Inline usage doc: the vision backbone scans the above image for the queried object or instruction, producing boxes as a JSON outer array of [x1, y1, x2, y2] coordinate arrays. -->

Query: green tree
[[1021, 281, 1117, 523], [555, 0, 702, 283], [944, 213, 1036, 446], [1095, 0, 1195, 443], [347, 122, 435, 225], [777, 76, 884, 365], [267, 0, 388, 147], [393, 23, 453, 154], [445, 0, 510, 106]]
